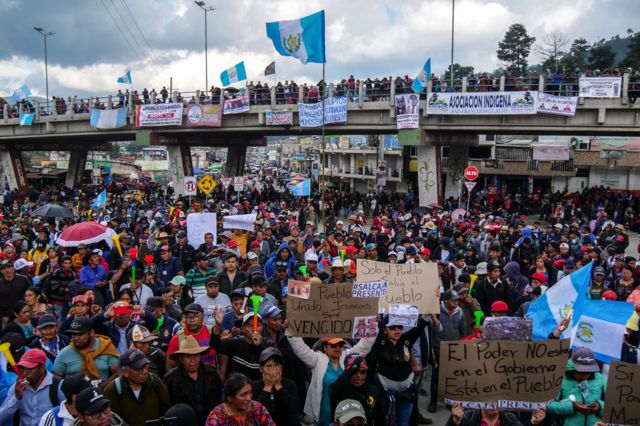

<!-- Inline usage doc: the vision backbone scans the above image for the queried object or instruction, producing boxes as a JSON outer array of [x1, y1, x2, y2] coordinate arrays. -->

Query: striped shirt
[[185, 267, 217, 299]]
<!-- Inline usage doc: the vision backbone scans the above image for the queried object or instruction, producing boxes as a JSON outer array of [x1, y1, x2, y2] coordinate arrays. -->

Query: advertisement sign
[[265, 109, 293, 126], [299, 96, 348, 127], [579, 77, 622, 98], [395, 94, 420, 129], [426, 91, 537, 115], [186, 104, 222, 127], [536, 93, 577, 116], [223, 95, 250, 114], [135, 103, 183, 126]]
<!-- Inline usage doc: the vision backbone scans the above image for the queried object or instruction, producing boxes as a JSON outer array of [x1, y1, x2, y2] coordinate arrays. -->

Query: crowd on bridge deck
[[0, 170, 635, 425], [2, 65, 639, 120]]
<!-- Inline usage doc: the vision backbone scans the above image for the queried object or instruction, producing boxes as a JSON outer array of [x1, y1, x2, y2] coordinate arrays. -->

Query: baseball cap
[[250, 241, 260, 247], [274, 260, 288, 270], [305, 253, 319, 262], [334, 399, 367, 424], [16, 349, 47, 369], [406, 246, 417, 255], [242, 313, 262, 325], [13, 259, 33, 270], [530, 272, 547, 284], [129, 324, 157, 343], [593, 266, 606, 276], [75, 387, 111, 415], [387, 251, 398, 257], [475, 262, 488, 275], [442, 289, 460, 301], [261, 305, 282, 319], [259, 347, 284, 365], [120, 349, 151, 370], [571, 347, 600, 373], [559, 243, 570, 249], [61, 374, 93, 402], [602, 290, 618, 301], [169, 276, 186, 286], [247, 252, 258, 260], [331, 259, 344, 268], [490, 301, 509, 313], [0, 260, 13, 269], [564, 258, 576, 269], [68, 317, 94, 334], [183, 303, 204, 315], [37, 314, 57, 328]]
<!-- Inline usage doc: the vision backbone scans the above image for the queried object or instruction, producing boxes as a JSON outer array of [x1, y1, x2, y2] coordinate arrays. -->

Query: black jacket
[[164, 363, 223, 426], [252, 378, 300, 426], [445, 410, 525, 426], [216, 269, 247, 295], [329, 379, 386, 426]]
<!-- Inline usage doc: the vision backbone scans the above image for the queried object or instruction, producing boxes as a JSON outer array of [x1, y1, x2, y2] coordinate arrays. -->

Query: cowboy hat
[[170, 335, 209, 360]]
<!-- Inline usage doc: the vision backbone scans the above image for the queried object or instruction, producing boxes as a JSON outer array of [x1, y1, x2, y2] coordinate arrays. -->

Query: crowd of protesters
[[0, 175, 636, 425]]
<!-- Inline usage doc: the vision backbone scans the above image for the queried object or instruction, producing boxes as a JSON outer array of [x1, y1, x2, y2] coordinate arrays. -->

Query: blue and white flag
[[266, 10, 326, 64], [19, 113, 35, 126], [527, 262, 593, 340], [571, 300, 635, 363], [91, 190, 107, 208], [411, 58, 431, 93], [220, 61, 247, 86], [12, 85, 32, 101], [117, 70, 132, 84], [90, 108, 127, 129], [289, 179, 310, 197]]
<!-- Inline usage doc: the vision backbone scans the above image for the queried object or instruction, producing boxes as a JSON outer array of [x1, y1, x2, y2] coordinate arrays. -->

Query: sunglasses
[[276, 268, 288, 272], [326, 342, 345, 348], [387, 325, 403, 331]]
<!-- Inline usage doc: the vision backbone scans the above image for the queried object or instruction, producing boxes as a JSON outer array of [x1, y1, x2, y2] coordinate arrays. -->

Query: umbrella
[[452, 208, 467, 221], [56, 222, 117, 248], [428, 203, 443, 209], [412, 206, 429, 216], [32, 204, 74, 219]]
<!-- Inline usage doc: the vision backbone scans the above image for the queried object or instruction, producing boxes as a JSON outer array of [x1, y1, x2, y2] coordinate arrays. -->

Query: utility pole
[[34, 27, 55, 108], [194, 1, 215, 91]]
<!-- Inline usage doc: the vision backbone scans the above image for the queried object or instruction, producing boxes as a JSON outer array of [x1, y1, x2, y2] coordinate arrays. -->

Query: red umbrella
[[428, 203, 443, 209], [56, 222, 117, 248]]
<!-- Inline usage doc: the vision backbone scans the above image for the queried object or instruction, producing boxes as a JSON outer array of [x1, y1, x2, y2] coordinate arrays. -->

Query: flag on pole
[[220, 61, 247, 86], [266, 10, 326, 64], [12, 85, 32, 100], [411, 58, 431, 93], [289, 179, 310, 196], [527, 262, 593, 340], [19, 113, 35, 126], [117, 70, 132, 84], [91, 190, 107, 208], [571, 300, 635, 363], [264, 61, 276, 76]]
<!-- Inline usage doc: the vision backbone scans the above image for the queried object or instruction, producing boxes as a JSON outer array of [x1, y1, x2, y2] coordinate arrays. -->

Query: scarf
[[73, 335, 120, 380]]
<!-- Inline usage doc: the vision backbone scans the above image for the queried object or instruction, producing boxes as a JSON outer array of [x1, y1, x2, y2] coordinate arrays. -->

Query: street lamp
[[34, 27, 54, 108], [450, 0, 455, 88], [194, 1, 215, 92]]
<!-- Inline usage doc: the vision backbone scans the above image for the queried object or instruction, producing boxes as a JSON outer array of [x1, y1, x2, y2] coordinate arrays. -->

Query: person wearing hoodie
[[263, 242, 296, 279], [503, 261, 530, 310], [547, 347, 607, 426]]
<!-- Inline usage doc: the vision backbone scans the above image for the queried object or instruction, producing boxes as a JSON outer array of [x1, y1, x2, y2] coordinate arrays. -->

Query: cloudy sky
[[0, 0, 637, 99]]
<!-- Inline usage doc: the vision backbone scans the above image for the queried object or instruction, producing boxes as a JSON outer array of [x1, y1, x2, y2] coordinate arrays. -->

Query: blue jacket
[[91, 310, 158, 350], [263, 242, 295, 279]]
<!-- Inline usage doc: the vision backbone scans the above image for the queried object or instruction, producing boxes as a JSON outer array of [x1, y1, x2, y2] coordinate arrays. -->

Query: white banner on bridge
[[395, 94, 420, 129], [426, 91, 537, 115], [579, 77, 622, 98], [299, 96, 347, 127], [135, 103, 183, 126], [536, 93, 577, 116]]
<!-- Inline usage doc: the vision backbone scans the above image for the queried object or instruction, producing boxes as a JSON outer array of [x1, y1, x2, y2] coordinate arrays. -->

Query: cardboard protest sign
[[603, 361, 640, 425], [186, 213, 217, 247], [287, 283, 379, 338], [352, 280, 387, 298], [357, 259, 439, 313], [439, 339, 571, 410]]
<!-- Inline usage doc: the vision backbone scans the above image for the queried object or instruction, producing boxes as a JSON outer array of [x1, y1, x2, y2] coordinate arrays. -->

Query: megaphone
[[0, 342, 22, 379]]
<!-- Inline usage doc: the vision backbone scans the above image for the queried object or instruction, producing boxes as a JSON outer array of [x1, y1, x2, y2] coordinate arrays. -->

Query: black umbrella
[[412, 206, 430, 216], [32, 204, 74, 218]]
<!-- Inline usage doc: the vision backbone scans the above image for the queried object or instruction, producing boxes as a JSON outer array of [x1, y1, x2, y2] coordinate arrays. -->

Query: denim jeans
[[387, 388, 414, 426]]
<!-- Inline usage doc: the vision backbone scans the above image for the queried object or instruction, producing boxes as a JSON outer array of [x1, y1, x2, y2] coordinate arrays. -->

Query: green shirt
[[185, 267, 217, 299]]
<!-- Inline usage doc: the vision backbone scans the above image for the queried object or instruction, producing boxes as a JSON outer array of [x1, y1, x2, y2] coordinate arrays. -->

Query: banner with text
[[603, 361, 640, 426], [265, 109, 293, 126], [579, 77, 622, 98], [356, 259, 439, 313], [286, 283, 379, 338], [426, 91, 537, 115], [536, 93, 578, 116], [223, 95, 250, 114], [135, 103, 183, 126], [186, 104, 222, 127], [299, 96, 348, 127], [439, 339, 571, 410], [186, 213, 217, 247], [395, 94, 420, 129]]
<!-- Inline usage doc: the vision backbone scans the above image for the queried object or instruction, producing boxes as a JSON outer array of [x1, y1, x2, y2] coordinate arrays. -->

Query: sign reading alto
[[135, 103, 183, 126], [427, 91, 537, 115], [356, 259, 440, 313], [186, 104, 222, 127]]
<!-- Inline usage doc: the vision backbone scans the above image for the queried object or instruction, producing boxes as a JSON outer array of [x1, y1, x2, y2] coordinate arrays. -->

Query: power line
[[100, 0, 144, 62], [109, 0, 149, 61], [118, 0, 153, 51]]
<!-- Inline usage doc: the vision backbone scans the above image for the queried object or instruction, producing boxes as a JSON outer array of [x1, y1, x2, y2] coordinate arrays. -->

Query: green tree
[[621, 31, 640, 69], [588, 42, 616, 70], [560, 38, 590, 70], [444, 63, 475, 81], [497, 23, 536, 76], [535, 30, 569, 73]]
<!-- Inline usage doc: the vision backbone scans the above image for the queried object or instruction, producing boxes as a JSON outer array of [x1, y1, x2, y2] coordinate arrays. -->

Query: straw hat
[[170, 335, 209, 359]]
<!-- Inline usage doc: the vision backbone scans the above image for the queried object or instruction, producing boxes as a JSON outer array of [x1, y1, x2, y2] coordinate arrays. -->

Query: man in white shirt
[[194, 276, 231, 327], [120, 275, 154, 307]]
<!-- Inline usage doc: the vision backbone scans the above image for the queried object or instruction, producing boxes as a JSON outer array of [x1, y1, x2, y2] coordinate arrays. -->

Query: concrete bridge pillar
[[166, 145, 194, 191], [0, 149, 27, 191], [416, 145, 439, 207], [225, 145, 247, 177], [65, 150, 88, 188]]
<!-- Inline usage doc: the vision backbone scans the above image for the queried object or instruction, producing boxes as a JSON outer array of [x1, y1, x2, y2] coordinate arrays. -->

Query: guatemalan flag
[[571, 300, 635, 363], [412, 58, 432, 93], [527, 262, 593, 340], [289, 179, 310, 197], [12, 85, 32, 101], [90, 108, 127, 129], [117, 70, 132, 84], [266, 10, 326, 64], [220, 61, 247, 86], [91, 190, 107, 208], [19, 113, 35, 126]]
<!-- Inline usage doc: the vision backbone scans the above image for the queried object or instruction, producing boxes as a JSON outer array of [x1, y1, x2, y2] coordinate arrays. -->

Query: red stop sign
[[464, 166, 479, 181]]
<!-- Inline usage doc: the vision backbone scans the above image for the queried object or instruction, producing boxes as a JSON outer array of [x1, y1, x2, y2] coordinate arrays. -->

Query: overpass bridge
[[1, 74, 639, 198]]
